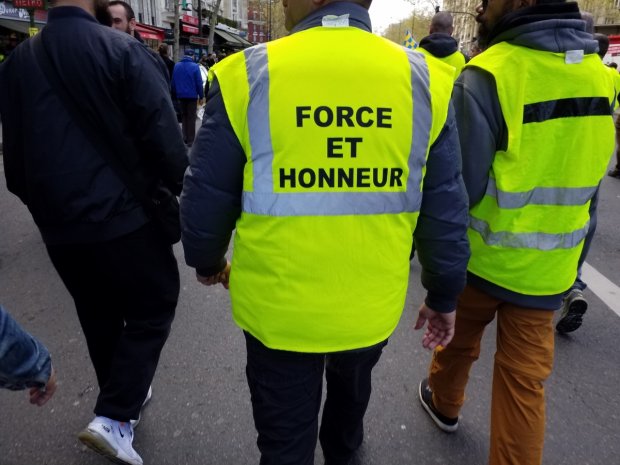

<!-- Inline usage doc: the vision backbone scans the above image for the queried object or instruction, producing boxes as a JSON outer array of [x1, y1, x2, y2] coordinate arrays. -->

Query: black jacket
[[0, 6, 187, 244], [419, 32, 463, 59]]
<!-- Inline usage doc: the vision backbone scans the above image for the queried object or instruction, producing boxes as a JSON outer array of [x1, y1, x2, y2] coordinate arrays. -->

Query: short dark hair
[[109, 0, 136, 21]]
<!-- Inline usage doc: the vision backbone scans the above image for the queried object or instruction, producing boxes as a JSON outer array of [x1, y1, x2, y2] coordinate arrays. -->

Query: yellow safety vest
[[211, 24, 455, 352], [466, 43, 615, 295], [419, 47, 465, 80], [604, 64, 620, 110]]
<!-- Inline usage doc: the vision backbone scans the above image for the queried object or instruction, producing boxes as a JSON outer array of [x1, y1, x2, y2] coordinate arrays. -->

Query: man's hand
[[196, 261, 231, 289], [29, 365, 57, 406], [414, 303, 456, 350]]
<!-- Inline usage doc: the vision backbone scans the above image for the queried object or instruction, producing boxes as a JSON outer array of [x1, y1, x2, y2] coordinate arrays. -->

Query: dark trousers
[[180, 98, 198, 146], [46, 223, 179, 421], [244, 332, 387, 465]]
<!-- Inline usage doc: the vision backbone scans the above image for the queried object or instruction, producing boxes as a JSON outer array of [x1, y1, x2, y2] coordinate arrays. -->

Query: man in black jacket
[[0, 0, 187, 463], [418, 11, 468, 78]]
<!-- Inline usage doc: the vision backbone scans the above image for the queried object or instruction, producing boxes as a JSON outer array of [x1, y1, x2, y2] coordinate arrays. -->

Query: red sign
[[189, 36, 209, 45], [181, 24, 199, 34], [182, 14, 199, 26], [13, 0, 45, 7]]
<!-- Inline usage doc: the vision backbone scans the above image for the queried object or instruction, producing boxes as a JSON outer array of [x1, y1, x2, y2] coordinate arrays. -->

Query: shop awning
[[135, 23, 164, 41], [0, 18, 45, 34], [213, 28, 252, 49]]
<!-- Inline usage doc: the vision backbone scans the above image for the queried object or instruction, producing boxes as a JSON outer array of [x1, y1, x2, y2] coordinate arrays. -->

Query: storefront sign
[[181, 23, 198, 34], [181, 14, 198, 26], [189, 36, 208, 45], [0, 1, 47, 20], [0, 1, 31, 19], [13, 0, 44, 8]]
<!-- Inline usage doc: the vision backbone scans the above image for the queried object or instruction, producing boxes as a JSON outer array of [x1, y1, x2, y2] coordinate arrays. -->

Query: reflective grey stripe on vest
[[485, 177, 598, 209], [241, 45, 432, 216], [469, 216, 589, 250]]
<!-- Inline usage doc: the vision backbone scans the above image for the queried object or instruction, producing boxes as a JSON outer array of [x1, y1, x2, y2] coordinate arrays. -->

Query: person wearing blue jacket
[[171, 50, 205, 147], [0, 305, 57, 406]]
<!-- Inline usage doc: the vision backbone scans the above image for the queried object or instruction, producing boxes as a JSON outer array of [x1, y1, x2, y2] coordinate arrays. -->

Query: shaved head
[[430, 11, 454, 35]]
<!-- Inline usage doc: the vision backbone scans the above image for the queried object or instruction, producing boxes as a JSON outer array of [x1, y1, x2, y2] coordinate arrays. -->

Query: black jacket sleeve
[[414, 104, 471, 312], [121, 42, 188, 194], [181, 77, 245, 276], [0, 57, 27, 203]]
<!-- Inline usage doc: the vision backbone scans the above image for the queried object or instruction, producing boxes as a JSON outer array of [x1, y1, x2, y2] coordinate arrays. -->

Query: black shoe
[[608, 168, 620, 179], [418, 378, 458, 433], [556, 289, 588, 334]]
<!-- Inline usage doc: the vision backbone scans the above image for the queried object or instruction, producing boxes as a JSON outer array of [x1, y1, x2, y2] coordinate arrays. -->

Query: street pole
[[173, 0, 180, 61], [268, 0, 272, 41], [28, 8, 36, 36], [198, 0, 203, 58]]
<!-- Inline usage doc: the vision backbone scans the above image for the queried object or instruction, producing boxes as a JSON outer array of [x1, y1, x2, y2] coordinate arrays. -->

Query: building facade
[[442, 0, 477, 56]]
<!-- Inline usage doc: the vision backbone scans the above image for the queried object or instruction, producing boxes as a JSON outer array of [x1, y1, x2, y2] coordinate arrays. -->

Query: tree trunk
[[207, 0, 223, 55]]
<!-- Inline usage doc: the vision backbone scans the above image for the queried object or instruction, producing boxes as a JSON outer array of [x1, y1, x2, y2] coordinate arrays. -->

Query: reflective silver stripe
[[244, 45, 274, 193], [469, 216, 589, 250], [406, 50, 432, 211], [242, 46, 431, 216], [485, 178, 598, 209]]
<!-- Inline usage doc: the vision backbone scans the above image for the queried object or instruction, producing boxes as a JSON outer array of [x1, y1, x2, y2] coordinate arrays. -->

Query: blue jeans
[[0, 305, 51, 390]]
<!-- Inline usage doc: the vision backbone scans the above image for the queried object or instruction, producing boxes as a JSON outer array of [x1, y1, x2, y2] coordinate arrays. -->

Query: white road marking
[[582, 262, 620, 317]]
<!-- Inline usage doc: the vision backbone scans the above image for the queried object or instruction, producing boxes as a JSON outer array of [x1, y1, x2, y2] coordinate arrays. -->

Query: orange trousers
[[428, 284, 555, 465]]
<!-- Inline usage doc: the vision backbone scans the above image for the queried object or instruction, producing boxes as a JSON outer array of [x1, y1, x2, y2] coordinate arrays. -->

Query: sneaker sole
[[78, 430, 137, 465], [130, 387, 153, 429], [418, 382, 458, 433], [556, 299, 588, 334]]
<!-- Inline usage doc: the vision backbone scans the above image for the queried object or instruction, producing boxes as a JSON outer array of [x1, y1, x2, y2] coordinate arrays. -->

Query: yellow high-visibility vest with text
[[211, 25, 455, 352]]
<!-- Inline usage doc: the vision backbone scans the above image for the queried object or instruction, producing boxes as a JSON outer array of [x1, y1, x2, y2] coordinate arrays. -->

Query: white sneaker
[[130, 386, 153, 429], [78, 416, 143, 465]]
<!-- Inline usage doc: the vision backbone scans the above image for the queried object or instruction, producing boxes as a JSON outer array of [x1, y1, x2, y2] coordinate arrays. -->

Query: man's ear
[[129, 17, 136, 32], [518, 0, 536, 8]]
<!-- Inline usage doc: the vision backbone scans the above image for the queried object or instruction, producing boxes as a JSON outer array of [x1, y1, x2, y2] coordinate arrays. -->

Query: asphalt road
[[0, 156, 619, 465]]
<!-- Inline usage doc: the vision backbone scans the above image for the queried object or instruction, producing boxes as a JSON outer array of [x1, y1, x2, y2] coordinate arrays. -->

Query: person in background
[[158, 43, 175, 80], [108, 0, 139, 39], [418, 11, 467, 80], [171, 49, 204, 147], [180, 0, 470, 463], [0, 305, 57, 406], [418, 1, 615, 465], [108, 0, 169, 83]]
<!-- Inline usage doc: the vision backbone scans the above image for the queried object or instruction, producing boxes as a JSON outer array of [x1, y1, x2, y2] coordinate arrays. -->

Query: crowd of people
[[0, 0, 616, 464]]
